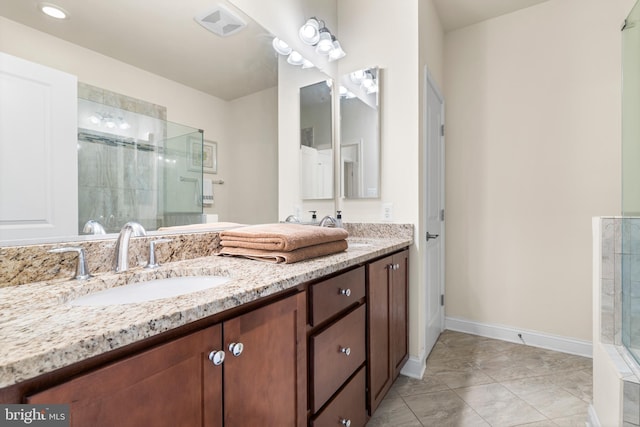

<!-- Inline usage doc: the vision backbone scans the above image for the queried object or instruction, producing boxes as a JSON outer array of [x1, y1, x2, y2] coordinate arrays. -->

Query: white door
[[0, 52, 77, 240], [424, 69, 445, 356]]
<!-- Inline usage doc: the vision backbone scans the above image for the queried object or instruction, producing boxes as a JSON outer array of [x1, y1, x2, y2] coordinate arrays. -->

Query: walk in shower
[[77, 84, 204, 233], [622, 0, 640, 366]]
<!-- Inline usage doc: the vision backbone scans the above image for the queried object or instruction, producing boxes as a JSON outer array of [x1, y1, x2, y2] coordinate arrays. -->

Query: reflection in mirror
[[300, 80, 334, 200], [78, 91, 203, 234], [0, 0, 278, 245], [340, 67, 381, 199]]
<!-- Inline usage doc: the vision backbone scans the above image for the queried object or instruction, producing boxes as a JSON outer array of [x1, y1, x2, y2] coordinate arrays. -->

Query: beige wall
[[0, 16, 278, 224], [444, 0, 632, 341]]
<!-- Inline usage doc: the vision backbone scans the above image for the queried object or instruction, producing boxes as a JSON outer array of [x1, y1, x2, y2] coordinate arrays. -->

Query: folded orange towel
[[219, 223, 348, 252], [217, 240, 348, 264]]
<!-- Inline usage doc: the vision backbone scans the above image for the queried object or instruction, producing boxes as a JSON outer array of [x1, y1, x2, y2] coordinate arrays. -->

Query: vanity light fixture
[[272, 37, 292, 55], [299, 17, 321, 45], [88, 112, 131, 130], [298, 17, 346, 60], [328, 37, 346, 62], [315, 29, 333, 55], [287, 51, 305, 66], [39, 2, 68, 19], [272, 37, 314, 69]]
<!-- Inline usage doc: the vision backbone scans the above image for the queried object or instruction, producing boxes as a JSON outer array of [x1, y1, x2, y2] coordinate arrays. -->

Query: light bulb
[[302, 59, 315, 69], [315, 30, 333, 55], [328, 39, 346, 61], [272, 37, 292, 55], [287, 51, 305, 66], [350, 69, 367, 84], [299, 18, 320, 45]]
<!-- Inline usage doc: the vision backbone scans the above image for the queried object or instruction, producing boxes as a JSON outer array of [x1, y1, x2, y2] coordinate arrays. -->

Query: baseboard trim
[[586, 404, 601, 427], [445, 317, 592, 358], [400, 354, 426, 379]]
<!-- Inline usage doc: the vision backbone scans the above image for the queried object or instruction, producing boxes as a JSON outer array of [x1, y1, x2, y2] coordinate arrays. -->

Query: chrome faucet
[[82, 219, 106, 235], [48, 247, 92, 280], [284, 215, 300, 223], [319, 215, 337, 227], [113, 221, 146, 272]]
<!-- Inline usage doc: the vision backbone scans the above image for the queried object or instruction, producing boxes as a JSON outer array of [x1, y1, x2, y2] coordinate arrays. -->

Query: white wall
[[0, 16, 277, 225], [224, 87, 278, 224], [443, 0, 633, 342]]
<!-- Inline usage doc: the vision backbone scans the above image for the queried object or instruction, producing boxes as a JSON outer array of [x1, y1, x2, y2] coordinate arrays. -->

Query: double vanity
[[0, 223, 412, 426]]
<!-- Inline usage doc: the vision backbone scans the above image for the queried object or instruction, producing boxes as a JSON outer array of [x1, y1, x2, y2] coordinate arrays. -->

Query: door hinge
[[440, 294, 445, 306], [440, 124, 445, 137], [440, 209, 445, 221]]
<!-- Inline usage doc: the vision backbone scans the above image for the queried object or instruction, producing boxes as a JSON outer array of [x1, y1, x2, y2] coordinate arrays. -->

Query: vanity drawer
[[311, 367, 367, 427], [310, 266, 365, 326], [311, 304, 366, 412]]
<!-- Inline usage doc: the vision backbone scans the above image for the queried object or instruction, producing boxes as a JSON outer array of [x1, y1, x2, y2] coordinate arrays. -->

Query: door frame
[[423, 67, 445, 357]]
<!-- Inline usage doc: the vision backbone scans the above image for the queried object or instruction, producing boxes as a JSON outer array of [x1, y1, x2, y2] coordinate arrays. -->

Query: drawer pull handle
[[340, 419, 351, 427], [208, 350, 225, 366], [340, 346, 351, 356], [229, 342, 244, 357], [339, 288, 351, 297]]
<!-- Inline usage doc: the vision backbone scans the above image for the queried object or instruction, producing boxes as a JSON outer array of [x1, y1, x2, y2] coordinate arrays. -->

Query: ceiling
[[0, 0, 277, 101], [433, 0, 551, 32], [0, 0, 551, 100]]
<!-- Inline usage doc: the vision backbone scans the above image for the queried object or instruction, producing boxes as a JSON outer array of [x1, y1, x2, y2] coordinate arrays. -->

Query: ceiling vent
[[195, 4, 247, 37]]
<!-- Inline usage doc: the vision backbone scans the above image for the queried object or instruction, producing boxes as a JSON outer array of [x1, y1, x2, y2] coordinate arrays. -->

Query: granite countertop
[[0, 235, 411, 389]]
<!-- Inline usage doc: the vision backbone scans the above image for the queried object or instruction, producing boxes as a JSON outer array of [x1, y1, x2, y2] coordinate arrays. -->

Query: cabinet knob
[[340, 346, 351, 356], [208, 350, 225, 366], [395, 263, 400, 270], [340, 419, 351, 427], [229, 342, 244, 357], [339, 288, 351, 297]]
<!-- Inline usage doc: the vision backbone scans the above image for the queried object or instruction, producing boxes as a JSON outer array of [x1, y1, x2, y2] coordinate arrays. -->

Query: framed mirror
[[339, 67, 381, 199], [300, 80, 334, 200]]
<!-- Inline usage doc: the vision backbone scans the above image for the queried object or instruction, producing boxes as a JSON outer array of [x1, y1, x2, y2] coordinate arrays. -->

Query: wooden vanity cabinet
[[27, 292, 306, 427], [308, 266, 368, 427], [367, 249, 409, 415], [28, 324, 224, 427]]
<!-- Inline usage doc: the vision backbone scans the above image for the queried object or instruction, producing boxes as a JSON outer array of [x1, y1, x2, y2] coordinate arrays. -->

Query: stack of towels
[[217, 223, 349, 264]]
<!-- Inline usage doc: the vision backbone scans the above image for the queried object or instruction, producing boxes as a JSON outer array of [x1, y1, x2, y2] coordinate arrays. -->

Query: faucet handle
[[145, 238, 173, 269], [48, 247, 92, 280]]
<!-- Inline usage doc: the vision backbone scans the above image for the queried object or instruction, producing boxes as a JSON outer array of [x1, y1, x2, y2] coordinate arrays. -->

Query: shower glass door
[[622, 0, 640, 364]]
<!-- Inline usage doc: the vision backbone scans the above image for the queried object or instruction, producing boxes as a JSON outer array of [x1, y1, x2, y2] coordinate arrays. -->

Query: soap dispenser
[[336, 210, 343, 228], [309, 210, 317, 224]]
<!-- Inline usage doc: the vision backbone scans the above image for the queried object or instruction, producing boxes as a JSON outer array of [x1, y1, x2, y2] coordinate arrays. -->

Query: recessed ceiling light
[[39, 3, 68, 20]]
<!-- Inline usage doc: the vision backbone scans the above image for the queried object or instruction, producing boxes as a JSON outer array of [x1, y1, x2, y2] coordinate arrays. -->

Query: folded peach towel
[[217, 240, 348, 264], [219, 223, 348, 252]]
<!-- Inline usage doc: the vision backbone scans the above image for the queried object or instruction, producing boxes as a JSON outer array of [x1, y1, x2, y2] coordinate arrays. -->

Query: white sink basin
[[70, 276, 231, 306]]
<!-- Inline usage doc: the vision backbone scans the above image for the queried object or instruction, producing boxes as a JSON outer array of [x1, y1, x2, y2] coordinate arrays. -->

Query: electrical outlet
[[382, 203, 393, 221]]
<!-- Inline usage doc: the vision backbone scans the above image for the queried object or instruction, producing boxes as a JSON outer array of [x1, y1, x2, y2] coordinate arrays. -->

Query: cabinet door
[[223, 292, 306, 427], [27, 325, 223, 427], [367, 255, 392, 414], [391, 250, 409, 379]]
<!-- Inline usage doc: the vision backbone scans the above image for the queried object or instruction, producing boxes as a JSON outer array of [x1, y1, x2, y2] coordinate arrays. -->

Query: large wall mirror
[[339, 67, 381, 199], [0, 0, 278, 244], [300, 80, 334, 200]]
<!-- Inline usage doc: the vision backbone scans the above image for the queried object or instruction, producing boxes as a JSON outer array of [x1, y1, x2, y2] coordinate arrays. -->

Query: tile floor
[[367, 330, 593, 427]]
